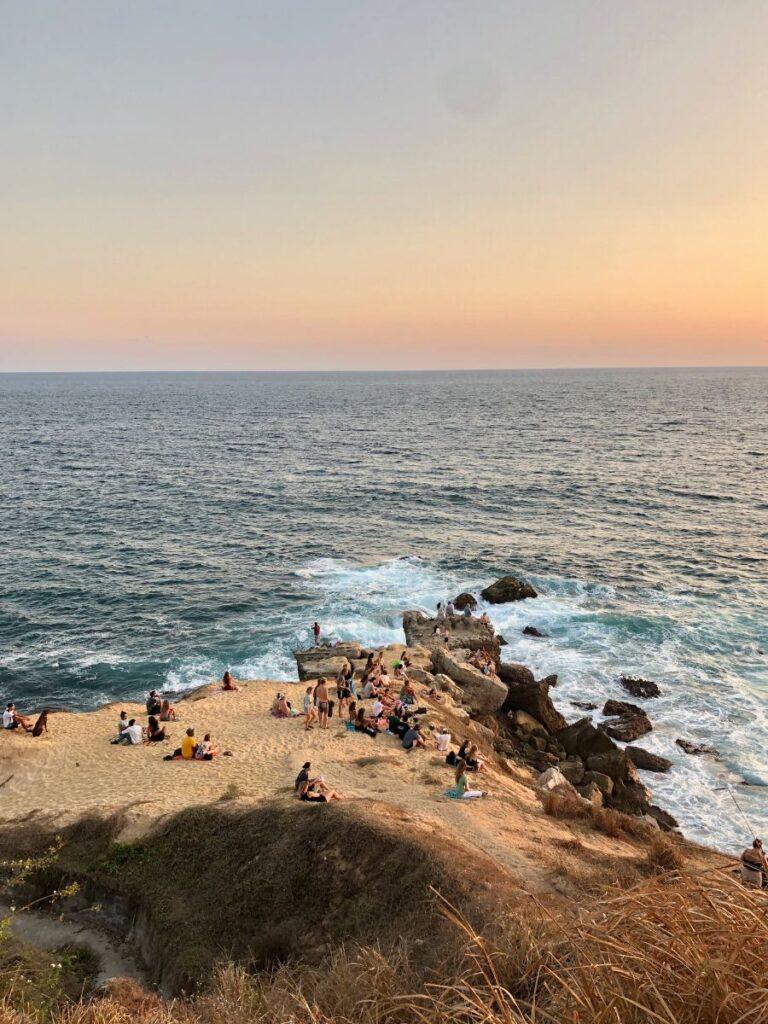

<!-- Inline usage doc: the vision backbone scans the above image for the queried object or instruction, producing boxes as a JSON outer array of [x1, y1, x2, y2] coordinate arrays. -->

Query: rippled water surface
[[1, 368, 766, 848]]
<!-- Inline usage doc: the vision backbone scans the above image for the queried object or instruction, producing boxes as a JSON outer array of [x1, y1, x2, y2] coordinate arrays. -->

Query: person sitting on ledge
[[446, 758, 486, 800], [399, 678, 417, 705], [479, 612, 492, 629], [146, 690, 162, 716], [147, 716, 166, 742], [160, 699, 177, 721], [3, 703, 33, 732], [195, 733, 218, 760], [220, 670, 240, 692]]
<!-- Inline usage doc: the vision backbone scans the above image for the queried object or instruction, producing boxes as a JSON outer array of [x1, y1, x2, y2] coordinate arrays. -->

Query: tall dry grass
[[0, 872, 765, 1024]]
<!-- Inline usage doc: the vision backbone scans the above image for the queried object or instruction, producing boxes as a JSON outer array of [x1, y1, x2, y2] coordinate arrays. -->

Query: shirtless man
[[314, 677, 330, 730]]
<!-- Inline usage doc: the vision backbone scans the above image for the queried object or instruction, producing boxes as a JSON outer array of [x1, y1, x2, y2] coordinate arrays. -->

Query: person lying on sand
[[220, 670, 240, 692], [31, 709, 50, 737], [147, 716, 166, 742], [194, 733, 218, 760], [446, 758, 486, 800], [299, 774, 342, 803], [160, 699, 177, 721], [3, 703, 33, 732]]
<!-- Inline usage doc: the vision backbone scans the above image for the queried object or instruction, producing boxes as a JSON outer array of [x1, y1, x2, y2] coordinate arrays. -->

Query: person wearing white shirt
[[435, 727, 451, 753], [122, 719, 144, 745]]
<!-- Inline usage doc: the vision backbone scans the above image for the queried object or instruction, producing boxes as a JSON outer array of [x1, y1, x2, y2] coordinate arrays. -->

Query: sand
[[0, 679, 655, 894]]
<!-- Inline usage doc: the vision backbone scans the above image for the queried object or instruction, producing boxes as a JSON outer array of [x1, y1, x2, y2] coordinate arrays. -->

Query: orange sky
[[2, 1, 767, 370]]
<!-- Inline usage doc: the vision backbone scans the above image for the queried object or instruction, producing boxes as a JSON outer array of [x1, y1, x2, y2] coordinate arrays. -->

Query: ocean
[[1, 367, 766, 850]]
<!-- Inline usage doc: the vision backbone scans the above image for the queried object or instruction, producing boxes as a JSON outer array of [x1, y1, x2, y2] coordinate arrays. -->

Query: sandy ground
[[0, 680, 663, 895]]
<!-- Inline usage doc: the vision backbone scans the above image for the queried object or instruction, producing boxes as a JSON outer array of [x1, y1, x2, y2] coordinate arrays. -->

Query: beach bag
[[328, 699, 335, 719]]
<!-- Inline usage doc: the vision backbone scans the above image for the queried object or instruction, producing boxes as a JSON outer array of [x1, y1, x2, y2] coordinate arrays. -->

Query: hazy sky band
[[2, 1, 767, 370]]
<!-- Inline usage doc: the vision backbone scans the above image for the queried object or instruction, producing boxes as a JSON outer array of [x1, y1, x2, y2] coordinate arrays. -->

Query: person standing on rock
[[436, 602, 446, 621], [445, 601, 456, 623], [313, 621, 321, 646]]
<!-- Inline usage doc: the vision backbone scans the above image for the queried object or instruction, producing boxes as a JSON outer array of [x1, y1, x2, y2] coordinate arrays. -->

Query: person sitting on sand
[[388, 708, 410, 739], [399, 678, 417, 705], [3, 703, 32, 732], [147, 716, 166, 742], [434, 726, 451, 753], [402, 722, 427, 751], [446, 758, 486, 800], [110, 711, 129, 744], [195, 733, 218, 760], [299, 774, 342, 803], [401, 651, 412, 668], [180, 728, 197, 760], [393, 663, 405, 681], [354, 707, 378, 739], [160, 699, 177, 721], [314, 677, 330, 730], [122, 718, 144, 745], [221, 670, 240, 692], [458, 740, 486, 773], [295, 761, 312, 791], [146, 690, 162, 716], [740, 838, 768, 887], [271, 692, 292, 718], [31, 709, 50, 737]]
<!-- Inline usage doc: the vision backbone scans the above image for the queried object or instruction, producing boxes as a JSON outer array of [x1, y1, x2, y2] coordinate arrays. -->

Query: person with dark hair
[[180, 727, 197, 759], [402, 722, 427, 751], [741, 838, 768, 887], [195, 733, 217, 760], [31, 709, 50, 737], [314, 677, 330, 730], [354, 707, 378, 738], [313, 621, 321, 646], [3, 703, 32, 732], [122, 718, 144, 745], [147, 716, 166, 742], [299, 773, 342, 803], [146, 690, 162, 716], [295, 761, 312, 791], [221, 670, 240, 691]]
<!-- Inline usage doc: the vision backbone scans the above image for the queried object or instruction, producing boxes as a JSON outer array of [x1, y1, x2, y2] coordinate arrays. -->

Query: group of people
[[468, 648, 497, 676], [109, 687, 220, 762], [3, 703, 49, 736]]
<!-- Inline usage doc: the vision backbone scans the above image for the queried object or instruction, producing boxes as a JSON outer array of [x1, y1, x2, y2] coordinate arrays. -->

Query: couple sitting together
[[294, 762, 342, 803], [164, 727, 218, 761]]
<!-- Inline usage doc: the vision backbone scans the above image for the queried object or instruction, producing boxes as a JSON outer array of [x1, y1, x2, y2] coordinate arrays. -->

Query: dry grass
[[646, 834, 685, 873], [2, 870, 765, 1024]]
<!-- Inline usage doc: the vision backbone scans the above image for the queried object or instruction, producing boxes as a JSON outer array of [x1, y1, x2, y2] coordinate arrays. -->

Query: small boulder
[[512, 709, 548, 735], [601, 700, 652, 743], [404, 667, 436, 687], [676, 738, 720, 759], [523, 625, 546, 638], [647, 804, 679, 832], [557, 718, 616, 760], [481, 575, 538, 603], [536, 767, 570, 793], [641, 814, 661, 832], [557, 759, 585, 786], [497, 662, 535, 686], [620, 676, 661, 699], [570, 700, 598, 712], [586, 749, 637, 784], [453, 592, 477, 611], [582, 770, 614, 795], [502, 678, 567, 734], [625, 746, 673, 773], [434, 673, 464, 702], [578, 781, 604, 807], [609, 779, 652, 816]]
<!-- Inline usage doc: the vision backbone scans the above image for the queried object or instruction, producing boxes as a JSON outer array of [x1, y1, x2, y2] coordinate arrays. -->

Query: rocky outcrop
[[481, 575, 538, 603], [582, 770, 613, 795], [497, 662, 535, 686], [294, 647, 355, 681], [600, 700, 652, 742], [558, 759, 585, 785], [502, 676, 566, 734], [610, 779, 653, 816], [402, 611, 500, 662], [647, 804, 679, 832], [585, 749, 637, 784], [620, 676, 661, 699], [676, 738, 720, 759], [625, 746, 673, 773], [434, 649, 507, 715], [522, 626, 546, 638], [511, 709, 547, 735], [557, 718, 616, 760], [570, 700, 598, 711], [453, 592, 477, 611]]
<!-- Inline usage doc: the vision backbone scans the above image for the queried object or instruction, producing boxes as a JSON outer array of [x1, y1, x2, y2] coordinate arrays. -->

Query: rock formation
[[620, 676, 661, 699], [625, 746, 673, 773], [600, 699, 652, 742], [480, 575, 538, 603], [433, 648, 507, 714], [453, 592, 477, 610]]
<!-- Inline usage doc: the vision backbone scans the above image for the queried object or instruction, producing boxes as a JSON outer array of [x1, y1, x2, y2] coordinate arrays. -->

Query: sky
[[1, 0, 767, 371]]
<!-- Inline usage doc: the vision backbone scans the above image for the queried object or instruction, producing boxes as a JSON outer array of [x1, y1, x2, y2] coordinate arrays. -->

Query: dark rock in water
[[609, 779, 652, 816], [601, 699, 652, 742], [502, 676, 566, 734], [497, 635, 508, 646], [647, 804, 679, 831], [571, 700, 598, 711], [541, 673, 559, 688], [625, 746, 673, 773], [453, 592, 477, 611], [586, 749, 637, 784], [558, 718, 617, 760], [523, 625, 546, 638], [675, 738, 720, 758], [481, 575, 538, 603], [498, 662, 535, 687], [620, 676, 661, 699]]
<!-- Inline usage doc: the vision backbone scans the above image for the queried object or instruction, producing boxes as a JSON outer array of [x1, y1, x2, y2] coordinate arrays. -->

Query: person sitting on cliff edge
[[220, 670, 240, 692], [3, 703, 33, 733], [146, 690, 162, 716]]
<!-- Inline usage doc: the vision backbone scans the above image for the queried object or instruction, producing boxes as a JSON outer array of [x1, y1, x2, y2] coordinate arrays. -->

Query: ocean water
[[1, 368, 766, 850]]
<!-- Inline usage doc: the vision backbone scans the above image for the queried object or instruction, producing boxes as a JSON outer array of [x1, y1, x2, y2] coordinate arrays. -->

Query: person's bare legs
[[319, 707, 328, 729]]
